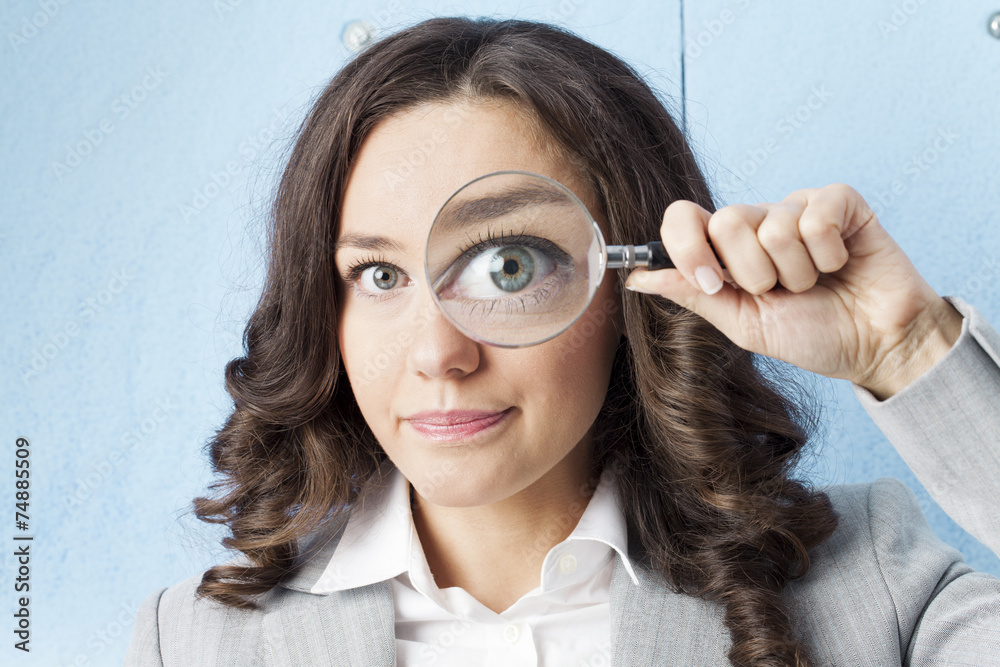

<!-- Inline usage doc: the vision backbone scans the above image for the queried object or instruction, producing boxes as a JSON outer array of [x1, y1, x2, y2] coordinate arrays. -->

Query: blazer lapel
[[263, 516, 397, 666], [263, 580, 396, 666], [262, 508, 735, 665], [610, 549, 731, 664]]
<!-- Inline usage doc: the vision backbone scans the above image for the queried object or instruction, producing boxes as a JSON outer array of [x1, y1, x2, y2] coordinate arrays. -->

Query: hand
[[624, 184, 963, 399]]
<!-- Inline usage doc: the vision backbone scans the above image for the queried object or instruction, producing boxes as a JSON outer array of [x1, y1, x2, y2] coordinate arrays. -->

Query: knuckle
[[824, 182, 857, 199], [798, 214, 838, 238], [707, 207, 747, 239], [665, 199, 701, 215], [662, 199, 701, 225], [783, 188, 818, 204], [661, 200, 701, 235], [757, 224, 794, 252]]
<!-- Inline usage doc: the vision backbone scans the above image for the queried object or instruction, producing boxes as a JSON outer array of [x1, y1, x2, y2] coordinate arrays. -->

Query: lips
[[404, 408, 512, 440]]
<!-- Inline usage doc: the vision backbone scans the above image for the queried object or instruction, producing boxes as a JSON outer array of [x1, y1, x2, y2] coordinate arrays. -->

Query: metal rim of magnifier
[[424, 169, 609, 348]]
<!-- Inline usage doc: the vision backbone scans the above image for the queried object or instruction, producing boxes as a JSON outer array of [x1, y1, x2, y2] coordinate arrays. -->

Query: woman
[[125, 16, 1000, 666]]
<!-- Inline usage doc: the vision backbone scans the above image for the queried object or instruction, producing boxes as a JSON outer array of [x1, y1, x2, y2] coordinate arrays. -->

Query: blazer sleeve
[[862, 478, 1000, 665], [123, 587, 166, 666], [122, 571, 272, 667], [847, 295, 1000, 663], [851, 295, 1000, 555]]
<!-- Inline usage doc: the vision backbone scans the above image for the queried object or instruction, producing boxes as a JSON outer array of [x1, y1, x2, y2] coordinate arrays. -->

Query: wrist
[[856, 298, 964, 401]]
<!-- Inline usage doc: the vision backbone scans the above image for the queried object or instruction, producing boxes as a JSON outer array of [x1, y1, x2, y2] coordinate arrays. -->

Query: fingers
[[755, 201, 819, 293], [793, 185, 854, 273], [704, 203, 775, 294], [654, 185, 858, 296], [657, 200, 728, 295]]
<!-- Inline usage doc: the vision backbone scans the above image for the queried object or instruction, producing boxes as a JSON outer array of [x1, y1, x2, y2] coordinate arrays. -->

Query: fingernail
[[625, 271, 658, 294], [695, 266, 723, 295]]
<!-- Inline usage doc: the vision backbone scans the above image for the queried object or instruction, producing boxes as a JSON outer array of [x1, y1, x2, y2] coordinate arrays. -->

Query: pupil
[[489, 247, 534, 292], [373, 267, 397, 289]]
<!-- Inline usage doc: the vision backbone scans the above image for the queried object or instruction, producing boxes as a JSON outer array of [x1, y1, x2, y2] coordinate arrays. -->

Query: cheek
[[337, 301, 365, 378], [337, 302, 408, 403], [525, 298, 621, 417], [552, 291, 621, 370], [337, 306, 391, 402], [337, 307, 415, 447]]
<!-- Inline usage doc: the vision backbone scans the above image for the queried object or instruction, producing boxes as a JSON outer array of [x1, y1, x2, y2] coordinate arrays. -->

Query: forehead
[[337, 100, 598, 246]]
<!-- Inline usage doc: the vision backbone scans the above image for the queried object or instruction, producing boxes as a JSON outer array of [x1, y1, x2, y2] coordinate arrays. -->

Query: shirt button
[[559, 553, 578, 574], [502, 624, 520, 644]]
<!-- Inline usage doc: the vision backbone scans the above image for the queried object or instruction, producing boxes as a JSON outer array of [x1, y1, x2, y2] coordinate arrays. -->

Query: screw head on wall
[[343, 21, 375, 52]]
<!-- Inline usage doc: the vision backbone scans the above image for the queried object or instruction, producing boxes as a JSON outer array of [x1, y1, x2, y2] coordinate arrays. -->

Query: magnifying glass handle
[[607, 241, 726, 271]]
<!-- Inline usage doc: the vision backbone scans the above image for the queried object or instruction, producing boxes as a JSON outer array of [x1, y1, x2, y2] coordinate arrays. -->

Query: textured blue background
[[1, 1, 997, 664]]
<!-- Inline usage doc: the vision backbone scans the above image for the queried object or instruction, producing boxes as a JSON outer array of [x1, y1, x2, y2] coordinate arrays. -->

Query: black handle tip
[[647, 241, 725, 270]]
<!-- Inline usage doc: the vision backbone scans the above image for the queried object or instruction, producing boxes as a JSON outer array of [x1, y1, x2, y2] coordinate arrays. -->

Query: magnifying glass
[[425, 170, 726, 347]]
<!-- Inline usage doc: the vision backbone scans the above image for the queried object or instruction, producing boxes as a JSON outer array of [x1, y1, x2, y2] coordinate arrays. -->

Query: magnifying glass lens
[[426, 171, 604, 347]]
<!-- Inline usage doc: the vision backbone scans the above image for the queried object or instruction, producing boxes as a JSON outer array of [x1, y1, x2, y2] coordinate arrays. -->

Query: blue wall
[[2, 1, 996, 664]]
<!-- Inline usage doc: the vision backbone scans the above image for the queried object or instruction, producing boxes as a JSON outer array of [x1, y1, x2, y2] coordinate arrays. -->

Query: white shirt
[[311, 461, 640, 666]]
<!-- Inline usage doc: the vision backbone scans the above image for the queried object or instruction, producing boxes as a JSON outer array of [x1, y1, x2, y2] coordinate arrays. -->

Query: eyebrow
[[434, 182, 575, 235], [333, 182, 576, 254], [333, 233, 405, 254]]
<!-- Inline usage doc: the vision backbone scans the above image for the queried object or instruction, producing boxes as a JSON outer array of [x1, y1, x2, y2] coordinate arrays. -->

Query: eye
[[451, 245, 556, 297], [342, 259, 410, 299], [361, 264, 399, 291]]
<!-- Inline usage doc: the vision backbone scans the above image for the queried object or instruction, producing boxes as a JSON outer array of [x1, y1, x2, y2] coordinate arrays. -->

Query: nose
[[405, 293, 481, 379]]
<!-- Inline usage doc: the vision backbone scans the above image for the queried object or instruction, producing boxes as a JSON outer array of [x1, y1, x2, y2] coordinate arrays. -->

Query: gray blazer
[[124, 295, 1000, 665]]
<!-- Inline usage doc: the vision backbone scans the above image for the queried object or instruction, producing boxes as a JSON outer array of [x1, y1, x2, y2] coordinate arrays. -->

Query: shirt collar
[[311, 460, 639, 594]]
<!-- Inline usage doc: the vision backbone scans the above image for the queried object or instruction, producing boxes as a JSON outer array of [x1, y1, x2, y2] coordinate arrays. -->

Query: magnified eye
[[453, 245, 555, 297]]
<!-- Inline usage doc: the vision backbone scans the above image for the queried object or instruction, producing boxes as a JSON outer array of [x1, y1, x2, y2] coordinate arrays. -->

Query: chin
[[408, 465, 516, 507], [413, 480, 500, 507]]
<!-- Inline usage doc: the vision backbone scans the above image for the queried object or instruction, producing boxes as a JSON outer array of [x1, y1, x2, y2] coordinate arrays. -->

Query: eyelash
[[341, 227, 549, 301], [344, 228, 521, 300], [342, 254, 406, 301]]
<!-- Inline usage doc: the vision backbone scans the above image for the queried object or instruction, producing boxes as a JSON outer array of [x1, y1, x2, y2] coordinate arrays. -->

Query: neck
[[409, 450, 602, 614]]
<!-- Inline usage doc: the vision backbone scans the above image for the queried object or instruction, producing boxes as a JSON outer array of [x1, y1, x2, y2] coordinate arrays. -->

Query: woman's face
[[335, 99, 623, 507]]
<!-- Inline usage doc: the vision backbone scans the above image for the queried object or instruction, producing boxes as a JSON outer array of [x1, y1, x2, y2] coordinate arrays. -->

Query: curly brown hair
[[194, 16, 838, 666]]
